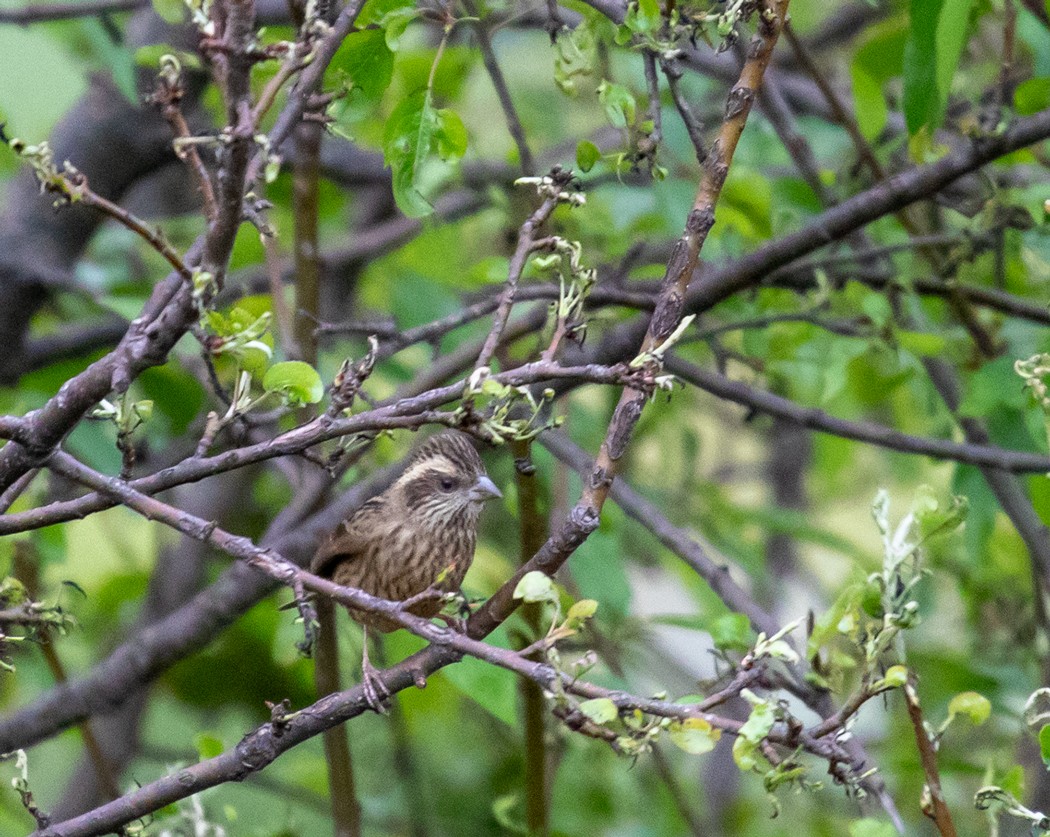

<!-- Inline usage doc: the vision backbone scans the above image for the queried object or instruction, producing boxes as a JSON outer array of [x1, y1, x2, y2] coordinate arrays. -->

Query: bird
[[311, 431, 502, 709]]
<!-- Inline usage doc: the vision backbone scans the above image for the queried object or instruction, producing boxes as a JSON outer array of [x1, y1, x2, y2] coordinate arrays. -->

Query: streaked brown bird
[[311, 431, 502, 707]]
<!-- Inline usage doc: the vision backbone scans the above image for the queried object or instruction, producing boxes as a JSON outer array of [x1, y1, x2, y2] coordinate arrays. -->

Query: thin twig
[[903, 679, 959, 837], [475, 194, 561, 369], [660, 56, 706, 163], [0, 0, 143, 24], [465, 0, 535, 175]]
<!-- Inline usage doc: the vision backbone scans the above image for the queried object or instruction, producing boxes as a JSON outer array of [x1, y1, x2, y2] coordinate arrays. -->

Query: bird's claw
[[436, 612, 468, 633], [362, 657, 391, 714]]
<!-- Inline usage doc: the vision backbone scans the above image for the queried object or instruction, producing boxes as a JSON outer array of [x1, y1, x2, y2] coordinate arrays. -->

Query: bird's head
[[393, 432, 502, 527]]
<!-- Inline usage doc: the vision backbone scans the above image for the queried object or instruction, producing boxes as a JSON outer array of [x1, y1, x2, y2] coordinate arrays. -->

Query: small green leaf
[[132, 400, 154, 422], [761, 639, 799, 664], [849, 819, 899, 837], [328, 29, 395, 102], [150, 0, 186, 23], [669, 718, 721, 755], [738, 701, 775, 743], [597, 81, 636, 129], [565, 598, 598, 627], [194, 732, 224, 760], [380, 6, 418, 51], [881, 665, 908, 689], [896, 330, 947, 357], [554, 21, 597, 96], [578, 698, 618, 724], [1015, 78, 1050, 116], [732, 735, 760, 770], [513, 570, 555, 604], [948, 691, 991, 726], [902, 0, 977, 138], [491, 793, 526, 833], [263, 361, 324, 406], [850, 64, 887, 142], [434, 108, 467, 157], [707, 612, 752, 651], [576, 140, 601, 173], [1039, 725, 1050, 764], [382, 92, 467, 218]]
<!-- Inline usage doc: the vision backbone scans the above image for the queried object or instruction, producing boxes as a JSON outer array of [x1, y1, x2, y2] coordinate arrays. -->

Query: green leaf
[[328, 29, 395, 102], [565, 598, 598, 628], [513, 570, 555, 604], [1039, 725, 1050, 765], [359, 0, 414, 26], [960, 356, 1029, 416], [150, 0, 186, 23], [881, 665, 909, 689], [1015, 77, 1050, 116], [896, 330, 947, 357], [808, 582, 864, 658], [732, 735, 760, 770], [850, 21, 907, 142], [902, 0, 944, 135], [433, 108, 467, 158], [382, 91, 467, 218], [948, 691, 991, 726], [491, 793, 527, 834], [622, 0, 662, 36], [597, 81, 636, 129], [709, 613, 753, 651], [554, 21, 597, 96], [578, 697, 618, 724], [850, 65, 887, 141], [79, 17, 138, 105], [849, 819, 899, 837], [194, 732, 224, 760], [902, 0, 977, 137], [262, 361, 324, 406], [668, 718, 721, 755], [576, 140, 601, 173], [738, 701, 776, 743], [380, 7, 418, 51], [761, 639, 799, 663]]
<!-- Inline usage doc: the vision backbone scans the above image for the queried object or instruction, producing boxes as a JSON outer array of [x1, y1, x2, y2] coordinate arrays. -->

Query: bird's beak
[[469, 474, 503, 502]]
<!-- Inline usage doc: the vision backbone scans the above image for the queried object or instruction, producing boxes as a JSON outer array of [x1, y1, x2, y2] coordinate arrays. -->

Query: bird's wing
[[310, 496, 385, 578]]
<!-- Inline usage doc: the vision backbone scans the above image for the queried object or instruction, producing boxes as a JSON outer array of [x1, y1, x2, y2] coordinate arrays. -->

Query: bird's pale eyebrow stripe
[[399, 456, 455, 485]]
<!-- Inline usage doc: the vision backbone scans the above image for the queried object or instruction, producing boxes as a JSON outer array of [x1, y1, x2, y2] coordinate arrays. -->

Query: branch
[[35, 449, 879, 836], [475, 191, 561, 370], [0, 462, 400, 756], [581, 107, 1050, 372], [0, 361, 635, 535], [0, 0, 372, 492], [903, 679, 959, 837], [0, 0, 144, 24], [466, 0, 535, 175], [467, 0, 791, 656], [666, 356, 1050, 473]]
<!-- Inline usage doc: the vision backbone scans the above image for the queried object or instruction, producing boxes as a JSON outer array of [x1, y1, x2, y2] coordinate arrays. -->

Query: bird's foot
[[436, 612, 468, 633], [361, 657, 391, 714]]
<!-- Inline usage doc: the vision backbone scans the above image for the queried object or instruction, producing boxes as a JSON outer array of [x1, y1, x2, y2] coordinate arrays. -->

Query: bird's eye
[[438, 476, 456, 491]]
